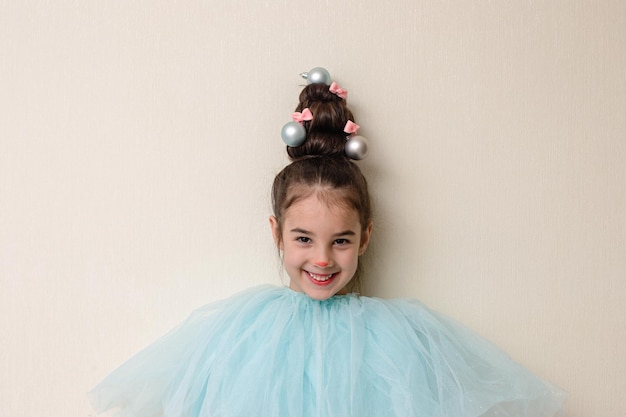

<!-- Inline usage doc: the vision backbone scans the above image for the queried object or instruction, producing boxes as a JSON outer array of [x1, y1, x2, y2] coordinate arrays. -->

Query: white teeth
[[307, 271, 335, 282]]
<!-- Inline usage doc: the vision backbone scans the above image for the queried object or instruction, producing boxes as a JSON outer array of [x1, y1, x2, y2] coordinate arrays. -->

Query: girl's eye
[[334, 238, 350, 245], [296, 237, 311, 244]]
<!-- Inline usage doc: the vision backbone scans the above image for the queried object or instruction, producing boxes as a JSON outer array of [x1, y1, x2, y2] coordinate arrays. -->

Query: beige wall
[[1, 1, 624, 416]]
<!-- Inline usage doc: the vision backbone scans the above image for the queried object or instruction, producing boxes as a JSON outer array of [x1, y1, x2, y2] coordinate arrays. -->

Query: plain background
[[1, 1, 625, 416]]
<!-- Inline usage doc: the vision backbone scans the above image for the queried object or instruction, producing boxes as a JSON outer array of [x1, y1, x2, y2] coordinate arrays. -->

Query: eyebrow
[[289, 228, 356, 237]]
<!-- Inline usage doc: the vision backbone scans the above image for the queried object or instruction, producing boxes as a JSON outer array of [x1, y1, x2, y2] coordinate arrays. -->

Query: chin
[[304, 290, 336, 301], [301, 282, 351, 301]]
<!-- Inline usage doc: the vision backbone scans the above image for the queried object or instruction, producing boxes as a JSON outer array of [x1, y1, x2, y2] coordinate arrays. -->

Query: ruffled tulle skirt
[[89, 286, 565, 417]]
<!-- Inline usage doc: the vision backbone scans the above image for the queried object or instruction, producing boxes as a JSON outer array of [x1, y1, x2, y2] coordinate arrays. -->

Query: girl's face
[[270, 193, 372, 300]]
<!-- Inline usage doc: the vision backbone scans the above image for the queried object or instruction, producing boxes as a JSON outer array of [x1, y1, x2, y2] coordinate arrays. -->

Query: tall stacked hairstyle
[[271, 83, 372, 292]]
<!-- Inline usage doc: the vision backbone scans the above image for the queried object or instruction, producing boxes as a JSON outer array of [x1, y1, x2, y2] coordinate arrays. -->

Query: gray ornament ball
[[345, 135, 368, 160], [304, 67, 332, 85], [281, 122, 307, 147]]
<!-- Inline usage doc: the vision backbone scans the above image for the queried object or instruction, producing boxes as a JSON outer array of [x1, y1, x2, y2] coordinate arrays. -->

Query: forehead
[[283, 193, 360, 229]]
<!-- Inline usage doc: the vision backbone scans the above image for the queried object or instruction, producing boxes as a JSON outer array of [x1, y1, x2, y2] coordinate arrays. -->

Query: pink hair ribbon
[[329, 82, 348, 99], [343, 120, 360, 135], [291, 108, 313, 124]]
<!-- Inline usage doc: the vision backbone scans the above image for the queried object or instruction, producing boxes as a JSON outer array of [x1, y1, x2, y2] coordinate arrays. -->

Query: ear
[[269, 216, 283, 250], [358, 221, 373, 255]]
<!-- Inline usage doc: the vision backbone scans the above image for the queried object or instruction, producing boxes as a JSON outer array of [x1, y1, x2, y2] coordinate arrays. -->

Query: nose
[[313, 247, 332, 268]]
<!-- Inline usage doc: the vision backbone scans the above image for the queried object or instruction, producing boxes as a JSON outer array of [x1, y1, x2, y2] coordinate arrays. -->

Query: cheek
[[282, 244, 301, 263], [339, 249, 360, 267]]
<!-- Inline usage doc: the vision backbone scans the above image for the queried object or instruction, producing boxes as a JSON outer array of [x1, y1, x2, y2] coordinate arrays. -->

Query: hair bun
[[286, 84, 355, 161]]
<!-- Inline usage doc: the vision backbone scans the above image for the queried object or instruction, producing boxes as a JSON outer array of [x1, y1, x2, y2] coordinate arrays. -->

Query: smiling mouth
[[306, 271, 337, 285]]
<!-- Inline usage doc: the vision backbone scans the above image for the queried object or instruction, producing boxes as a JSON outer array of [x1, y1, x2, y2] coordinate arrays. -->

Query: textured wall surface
[[1, 1, 624, 416]]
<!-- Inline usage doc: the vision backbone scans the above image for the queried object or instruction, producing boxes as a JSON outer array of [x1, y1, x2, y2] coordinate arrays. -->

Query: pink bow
[[291, 108, 313, 124], [329, 82, 348, 99], [344, 120, 360, 135]]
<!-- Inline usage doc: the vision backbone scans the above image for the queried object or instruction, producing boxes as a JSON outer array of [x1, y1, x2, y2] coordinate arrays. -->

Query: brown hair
[[271, 83, 372, 291]]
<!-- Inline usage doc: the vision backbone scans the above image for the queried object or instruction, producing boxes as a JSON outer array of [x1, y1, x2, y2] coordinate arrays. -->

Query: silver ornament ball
[[303, 67, 332, 85], [281, 122, 307, 147], [345, 135, 368, 160]]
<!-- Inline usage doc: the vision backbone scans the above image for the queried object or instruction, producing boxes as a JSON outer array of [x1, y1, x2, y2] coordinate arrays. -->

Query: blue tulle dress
[[88, 285, 566, 417]]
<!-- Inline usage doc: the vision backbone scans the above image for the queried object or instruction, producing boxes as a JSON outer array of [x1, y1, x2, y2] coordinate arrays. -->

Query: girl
[[89, 68, 566, 417]]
